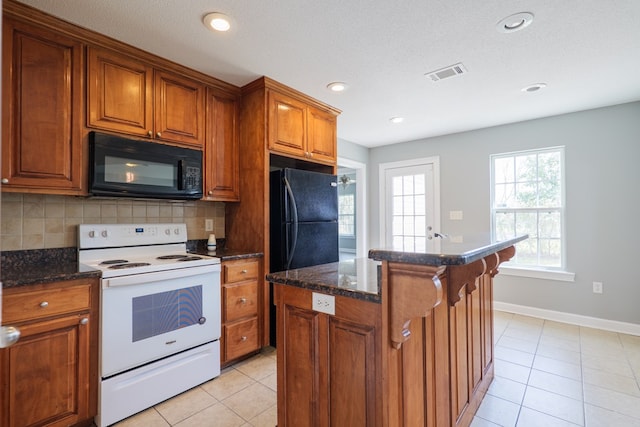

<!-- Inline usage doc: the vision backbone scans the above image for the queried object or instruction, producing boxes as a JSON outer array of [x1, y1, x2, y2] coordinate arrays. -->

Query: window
[[339, 194, 355, 236], [491, 147, 565, 269]]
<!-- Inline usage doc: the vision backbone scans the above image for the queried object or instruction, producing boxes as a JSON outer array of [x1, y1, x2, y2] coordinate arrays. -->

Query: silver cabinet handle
[[239, 297, 247, 304], [240, 336, 247, 342], [80, 318, 89, 325], [1, 178, 8, 184], [39, 301, 49, 308], [147, 130, 153, 137], [0, 326, 20, 348], [241, 269, 248, 274], [156, 132, 162, 138]]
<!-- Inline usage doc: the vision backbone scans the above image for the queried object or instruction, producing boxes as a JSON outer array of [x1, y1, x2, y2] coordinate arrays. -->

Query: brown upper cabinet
[[204, 88, 240, 201], [1, 16, 84, 194], [267, 86, 338, 165], [88, 47, 205, 148]]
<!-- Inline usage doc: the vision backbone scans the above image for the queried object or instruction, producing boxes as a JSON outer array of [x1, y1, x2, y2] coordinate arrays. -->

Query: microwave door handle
[[177, 160, 185, 190]]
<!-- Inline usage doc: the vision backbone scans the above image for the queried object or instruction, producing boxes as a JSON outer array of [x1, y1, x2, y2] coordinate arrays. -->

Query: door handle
[[0, 326, 20, 348]]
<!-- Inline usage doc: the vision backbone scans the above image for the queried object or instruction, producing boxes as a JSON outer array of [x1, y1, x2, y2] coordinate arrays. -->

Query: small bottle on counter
[[207, 234, 217, 253]]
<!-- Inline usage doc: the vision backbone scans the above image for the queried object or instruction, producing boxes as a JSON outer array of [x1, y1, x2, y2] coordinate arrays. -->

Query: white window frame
[[338, 193, 356, 237], [490, 146, 574, 282]]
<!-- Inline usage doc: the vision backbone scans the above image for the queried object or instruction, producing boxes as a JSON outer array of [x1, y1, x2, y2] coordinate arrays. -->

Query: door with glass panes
[[382, 159, 439, 252]]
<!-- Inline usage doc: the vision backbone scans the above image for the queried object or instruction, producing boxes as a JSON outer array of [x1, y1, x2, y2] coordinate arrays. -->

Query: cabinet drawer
[[224, 260, 259, 283], [224, 318, 259, 361], [3, 284, 91, 324], [224, 282, 258, 322]]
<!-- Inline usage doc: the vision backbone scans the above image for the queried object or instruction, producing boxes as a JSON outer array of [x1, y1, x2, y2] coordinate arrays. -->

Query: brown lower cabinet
[[0, 278, 99, 427], [274, 251, 510, 427], [221, 257, 262, 364]]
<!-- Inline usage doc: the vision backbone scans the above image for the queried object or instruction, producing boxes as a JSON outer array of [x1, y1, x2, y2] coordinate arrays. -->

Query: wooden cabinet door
[[2, 18, 83, 193], [307, 106, 337, 164], [154, 70, 205, 147], [328, 317, 377, 426], [204, 89, 239, 200], [268, 90, 306, 157], [87, 47, 153, 137], [0, 314, 91, 427]]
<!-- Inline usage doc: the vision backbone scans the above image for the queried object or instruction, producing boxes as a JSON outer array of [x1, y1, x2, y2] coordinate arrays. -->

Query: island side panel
[[274, 283, 383, 427], [381, 261, 451, 427]]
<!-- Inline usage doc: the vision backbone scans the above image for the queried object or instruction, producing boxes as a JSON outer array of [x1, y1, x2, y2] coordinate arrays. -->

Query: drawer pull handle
[[80, 318, 89, 325], [39, 301, 49, 308], [241, 269, 248, 274], [239, 297, 247, 304], [241, 336, 247, 342]]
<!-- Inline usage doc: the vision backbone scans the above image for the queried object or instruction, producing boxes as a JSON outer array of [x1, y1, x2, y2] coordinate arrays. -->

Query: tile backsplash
[[1, 193, 225, 251]]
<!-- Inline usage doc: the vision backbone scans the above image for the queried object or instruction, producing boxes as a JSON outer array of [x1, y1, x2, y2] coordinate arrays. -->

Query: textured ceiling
[[16, 0, 640, 147]]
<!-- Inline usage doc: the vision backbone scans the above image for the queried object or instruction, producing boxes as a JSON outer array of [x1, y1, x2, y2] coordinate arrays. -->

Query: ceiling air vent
[[426, 63, 467, 82]]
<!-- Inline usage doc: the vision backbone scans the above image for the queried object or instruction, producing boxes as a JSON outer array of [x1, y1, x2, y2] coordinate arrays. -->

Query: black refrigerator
[[270, 168, 339, 272], [269, 168, 339, 344]]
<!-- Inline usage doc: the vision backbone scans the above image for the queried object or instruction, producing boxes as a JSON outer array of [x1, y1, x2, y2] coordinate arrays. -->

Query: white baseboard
[[493, 301, 640, 336]]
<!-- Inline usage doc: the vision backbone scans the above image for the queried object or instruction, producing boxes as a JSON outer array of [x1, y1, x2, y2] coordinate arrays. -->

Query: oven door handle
[[102, 265, 220, 288]]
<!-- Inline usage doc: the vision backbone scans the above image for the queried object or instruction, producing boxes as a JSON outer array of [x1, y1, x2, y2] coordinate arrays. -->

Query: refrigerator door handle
[[283, 176, 299, 270]]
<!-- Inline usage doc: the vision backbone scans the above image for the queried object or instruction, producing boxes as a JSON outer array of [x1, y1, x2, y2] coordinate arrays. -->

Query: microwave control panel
[[184, 166, 201, 190]]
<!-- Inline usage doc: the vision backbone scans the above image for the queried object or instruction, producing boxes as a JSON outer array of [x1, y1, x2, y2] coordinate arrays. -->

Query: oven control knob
[[174, 228, 180, 235], [198, 317, 206, 325], [165, 228, 171, 236], [88, 230, 96, 238], [101, 230, 109, 238]]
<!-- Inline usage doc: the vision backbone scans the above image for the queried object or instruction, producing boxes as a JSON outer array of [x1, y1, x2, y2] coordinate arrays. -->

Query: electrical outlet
[[449, 210, 463, 220], [312, 292, 335, 315], [593, 281, 603, 294], [205, 219, 214, 231]]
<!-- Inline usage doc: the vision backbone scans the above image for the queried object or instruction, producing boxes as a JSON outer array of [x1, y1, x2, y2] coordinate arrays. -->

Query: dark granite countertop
[[1, 248, 101, 289], [266, 258, 381, 303], [368, 234, 528, 266], [187, 240, 263, 261]]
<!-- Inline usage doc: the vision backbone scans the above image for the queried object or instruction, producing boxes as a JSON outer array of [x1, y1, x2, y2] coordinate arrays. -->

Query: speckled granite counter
[[369, 234, 528, 265], [186, 239, 263, 261], [1, 248, 101, 288], [266, 258, 381, 303]]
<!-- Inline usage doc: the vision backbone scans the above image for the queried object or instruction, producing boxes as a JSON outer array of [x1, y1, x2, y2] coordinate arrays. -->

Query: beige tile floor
[[473, 311, 640, 427], [114, 312, 640, 427]]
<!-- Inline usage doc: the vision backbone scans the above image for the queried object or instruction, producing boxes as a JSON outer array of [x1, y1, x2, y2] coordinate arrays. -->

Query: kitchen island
[[266, 235, 526, 427]]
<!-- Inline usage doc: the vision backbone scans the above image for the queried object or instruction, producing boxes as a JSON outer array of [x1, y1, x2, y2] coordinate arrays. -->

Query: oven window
[[132, 285, 203, 342], [105, 155, 176, 187]]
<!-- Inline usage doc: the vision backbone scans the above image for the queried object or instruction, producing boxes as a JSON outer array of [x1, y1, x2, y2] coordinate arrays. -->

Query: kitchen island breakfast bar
[[266, 235, 526, 427]]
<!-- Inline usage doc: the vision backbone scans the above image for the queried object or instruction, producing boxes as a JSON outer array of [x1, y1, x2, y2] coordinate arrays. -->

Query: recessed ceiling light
[[203, 12, 231, 32], [390, 117, 404, 124], [327, 82, 348, 92], [522, 83, 547, 92], [497, 12, 534, 33]]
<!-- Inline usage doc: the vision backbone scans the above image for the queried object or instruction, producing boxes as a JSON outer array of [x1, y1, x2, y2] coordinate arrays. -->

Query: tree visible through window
[[491, 147, 565, 268], [339, 194, 355, 236]]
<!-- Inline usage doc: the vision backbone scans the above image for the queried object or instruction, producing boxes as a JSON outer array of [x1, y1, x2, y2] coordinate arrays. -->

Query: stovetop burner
[[176, 256, 203, 262], [101, 259, 129, 265], [157, 255, 192, 260], [109, 262, 152, 269]]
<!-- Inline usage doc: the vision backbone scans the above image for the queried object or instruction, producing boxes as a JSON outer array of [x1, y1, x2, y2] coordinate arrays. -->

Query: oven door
[[101, 265, 220, 378]]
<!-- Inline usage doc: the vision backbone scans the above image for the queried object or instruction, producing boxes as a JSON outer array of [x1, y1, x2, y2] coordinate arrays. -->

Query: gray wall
[[338, 138, 369, 165], [367, 101, 640, 325]]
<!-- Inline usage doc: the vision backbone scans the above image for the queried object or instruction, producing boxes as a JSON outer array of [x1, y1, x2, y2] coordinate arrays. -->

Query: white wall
[[366, 102, 640, 325]]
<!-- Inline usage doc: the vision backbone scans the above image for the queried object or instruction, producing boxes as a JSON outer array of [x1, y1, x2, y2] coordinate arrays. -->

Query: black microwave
[[89, 132, 203, 200]]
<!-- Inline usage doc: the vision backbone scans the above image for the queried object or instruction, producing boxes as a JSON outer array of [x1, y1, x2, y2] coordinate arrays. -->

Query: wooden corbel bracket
[[447, 258, 486, 306], [387, 262, 445, 349], [493, 246, 516, 277]]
